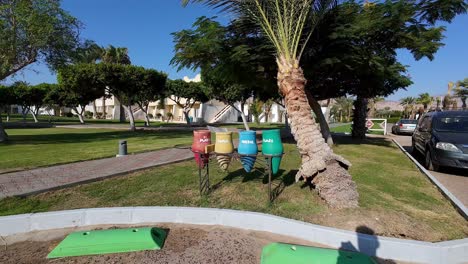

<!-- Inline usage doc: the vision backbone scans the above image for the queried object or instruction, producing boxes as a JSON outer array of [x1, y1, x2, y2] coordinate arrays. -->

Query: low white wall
[[0, 207, 466, 264]]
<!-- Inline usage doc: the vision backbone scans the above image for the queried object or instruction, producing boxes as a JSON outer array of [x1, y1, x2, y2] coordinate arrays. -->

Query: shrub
[[148, 113, 153, 119], [84, 111, 93, 119], [65, 112, 73, 118]]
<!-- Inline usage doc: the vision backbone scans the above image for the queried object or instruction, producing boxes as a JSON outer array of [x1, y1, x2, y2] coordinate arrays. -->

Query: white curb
[[0, 207, 466, 264], [392, 139, 468, 219]]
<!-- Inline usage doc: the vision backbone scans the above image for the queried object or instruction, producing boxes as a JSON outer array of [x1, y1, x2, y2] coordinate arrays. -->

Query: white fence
[[366, 118, 387, 135]]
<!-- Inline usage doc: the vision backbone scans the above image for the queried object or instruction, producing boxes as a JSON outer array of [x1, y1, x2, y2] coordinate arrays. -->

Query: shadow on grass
[[5, 130, 193, 145], [333, 135, 395, 148], [211, 164, 297, 202]]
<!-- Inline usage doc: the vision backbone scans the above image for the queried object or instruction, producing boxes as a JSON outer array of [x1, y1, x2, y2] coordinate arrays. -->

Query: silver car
[[392, 119, 418, 135]]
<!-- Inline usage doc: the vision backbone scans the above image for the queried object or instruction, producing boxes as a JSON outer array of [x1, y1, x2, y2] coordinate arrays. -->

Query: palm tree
[[73, 41, 104, 119], [333, 97, 353, 122], [183, 0, 358, 208], [102, 45, 131, 121], [416, 93, 433, 111], [400, 96, 416, 118], [102, 45, 131, 65], [454, 78, 468, 110]]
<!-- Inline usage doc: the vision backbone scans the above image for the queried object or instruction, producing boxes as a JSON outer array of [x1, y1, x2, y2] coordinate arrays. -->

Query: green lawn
[[331, 123, 386, 135], [0, 128, 193, 171], [1, 137, 466, 241]]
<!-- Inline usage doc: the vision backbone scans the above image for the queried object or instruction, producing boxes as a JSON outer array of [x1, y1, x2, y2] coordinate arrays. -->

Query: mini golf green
[[261, 243, 377, 264], [47, 227, 166, 258]]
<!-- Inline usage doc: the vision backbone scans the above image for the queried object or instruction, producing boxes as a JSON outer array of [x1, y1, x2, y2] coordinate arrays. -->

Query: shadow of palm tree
[[6, 130, 193, 145], [338, 226, 396, 264]]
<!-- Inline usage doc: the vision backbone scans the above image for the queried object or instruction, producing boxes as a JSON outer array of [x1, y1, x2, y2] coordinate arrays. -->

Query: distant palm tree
[[333, 97, 353, 122], [454, 78, 468, 109], [102, 45, 131, 121], [400, 96, 416, 118], [73, 41, 104, 119], [416, 93, 433, 111], [102, 45, 131, 65], [74, 41, 103, 64]]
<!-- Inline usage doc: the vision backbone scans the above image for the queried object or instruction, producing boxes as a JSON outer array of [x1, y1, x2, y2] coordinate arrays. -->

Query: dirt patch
[[0, 223, 404, 264]]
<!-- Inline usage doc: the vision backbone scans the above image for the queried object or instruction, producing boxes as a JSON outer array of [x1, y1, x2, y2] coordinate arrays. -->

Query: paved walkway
[[0, 148, 193, 199]]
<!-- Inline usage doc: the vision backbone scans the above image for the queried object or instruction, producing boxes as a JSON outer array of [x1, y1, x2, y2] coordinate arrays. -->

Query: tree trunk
[[123, 105, 136, 131], [306, 91, 333, 146], [232, 104, 250, 130], [138, 103, 151, 127], [183, 110, 191, 125], [102, 96, 107, 119], [74, 107, 85, 124], [92, 100, 98, 119], [144, 111, 151, 127], [352, 96, 368, 139], [277, 57, 358, 208], [30, 108, 38, 123], [0, 114, 7, 142]]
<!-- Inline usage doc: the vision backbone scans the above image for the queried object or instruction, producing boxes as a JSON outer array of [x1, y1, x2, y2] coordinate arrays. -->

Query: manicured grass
[[1, 137, 466, 241], [331, 124, 385, 135], [0, 128, 193, 171]]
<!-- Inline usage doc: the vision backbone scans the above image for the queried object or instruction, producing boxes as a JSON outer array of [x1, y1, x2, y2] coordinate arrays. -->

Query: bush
[[148, 113, 153, 119], [96, 112, 104, 119], [387, 117, 401, 123], [84, 111, 93, 119], [65, 112, 73, 118]]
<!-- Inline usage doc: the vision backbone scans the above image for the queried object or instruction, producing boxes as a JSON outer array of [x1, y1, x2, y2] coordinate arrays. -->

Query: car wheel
[[425, 149, 439, 171]]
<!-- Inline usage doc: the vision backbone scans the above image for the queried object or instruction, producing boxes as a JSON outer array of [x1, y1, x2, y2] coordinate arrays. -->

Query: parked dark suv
[[412, 111, 468, 171]]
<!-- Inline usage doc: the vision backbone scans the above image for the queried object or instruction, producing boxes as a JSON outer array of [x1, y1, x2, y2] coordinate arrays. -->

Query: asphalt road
[[388, 132, 468, 207]]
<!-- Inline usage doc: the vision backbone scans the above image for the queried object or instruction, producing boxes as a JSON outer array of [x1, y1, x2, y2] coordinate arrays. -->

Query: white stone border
[[0, 207, 466, 264], [392, 139, 468, 219]]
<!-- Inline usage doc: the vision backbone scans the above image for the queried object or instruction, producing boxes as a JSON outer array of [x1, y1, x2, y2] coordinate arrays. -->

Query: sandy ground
[[0, 223, 404, 264], [0, 223, 324, 264]]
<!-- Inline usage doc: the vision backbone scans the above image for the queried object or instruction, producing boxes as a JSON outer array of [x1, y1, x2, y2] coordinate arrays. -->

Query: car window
[[419, 116, 432, 130], [401, 120, 418, 124], [433, 116, 468, 133]]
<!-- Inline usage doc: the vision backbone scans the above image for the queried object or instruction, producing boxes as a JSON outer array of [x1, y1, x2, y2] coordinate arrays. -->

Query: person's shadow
[[338, 226, 395, 263]]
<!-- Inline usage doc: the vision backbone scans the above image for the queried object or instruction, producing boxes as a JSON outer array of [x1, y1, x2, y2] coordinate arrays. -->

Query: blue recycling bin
[[238, 130, 258, 172]]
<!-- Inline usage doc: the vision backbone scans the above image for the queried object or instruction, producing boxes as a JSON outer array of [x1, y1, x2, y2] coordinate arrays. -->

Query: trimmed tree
[[0, 0, 81, 140], [11, 81, 47, 122], [57, 64, 105, 124], [171, 16, 278, 131], [134, 69, 167, 126], [165, 79, 208, 125]]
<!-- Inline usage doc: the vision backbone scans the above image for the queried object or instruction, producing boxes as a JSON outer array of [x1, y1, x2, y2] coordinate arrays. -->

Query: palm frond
[[182, 0, 337, 63]]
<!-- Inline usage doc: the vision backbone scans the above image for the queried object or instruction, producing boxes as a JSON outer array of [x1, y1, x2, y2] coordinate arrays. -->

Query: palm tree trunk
[[306, 91, 333, 146], [352, 96, 368, 139], [277, 57, 358, 208]]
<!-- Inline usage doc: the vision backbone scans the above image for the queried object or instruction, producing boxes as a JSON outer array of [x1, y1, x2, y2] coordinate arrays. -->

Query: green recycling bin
[[262, 129, 283, 175]]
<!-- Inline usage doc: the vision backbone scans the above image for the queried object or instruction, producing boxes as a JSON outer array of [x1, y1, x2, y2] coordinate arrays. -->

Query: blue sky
[[5, 1, 468, 101]]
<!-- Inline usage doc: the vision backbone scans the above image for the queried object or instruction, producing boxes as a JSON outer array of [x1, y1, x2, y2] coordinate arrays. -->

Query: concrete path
[[0, 148, 193, 199], [390, 133, 468, 207]]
